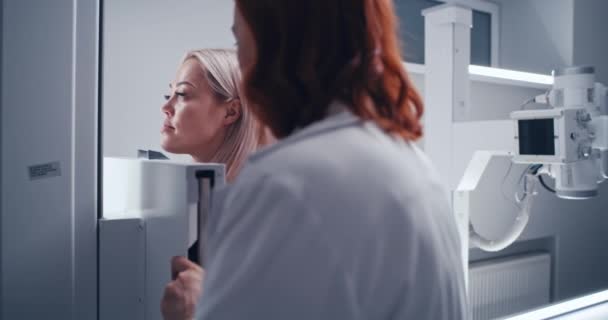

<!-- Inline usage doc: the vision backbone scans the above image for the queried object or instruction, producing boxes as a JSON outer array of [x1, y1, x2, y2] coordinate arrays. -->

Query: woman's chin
[[160, 139, 180, 154]]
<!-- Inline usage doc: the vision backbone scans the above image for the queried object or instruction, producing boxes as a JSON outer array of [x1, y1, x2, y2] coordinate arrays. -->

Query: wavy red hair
[[236, 0, 424, 140]]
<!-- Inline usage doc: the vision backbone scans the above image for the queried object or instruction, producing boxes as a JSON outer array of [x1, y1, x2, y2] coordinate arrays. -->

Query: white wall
[[573, 0, 608, 83], [493, 0, 575, 74], [103, 0, 235, 159]]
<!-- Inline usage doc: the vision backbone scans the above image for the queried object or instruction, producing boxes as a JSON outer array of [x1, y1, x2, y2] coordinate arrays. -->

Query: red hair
[[235, 0, 424, 140]]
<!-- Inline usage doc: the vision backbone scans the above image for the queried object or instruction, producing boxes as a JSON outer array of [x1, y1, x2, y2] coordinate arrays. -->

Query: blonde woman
[[161, 48, 267, 182], [159, 49, 269, 319]]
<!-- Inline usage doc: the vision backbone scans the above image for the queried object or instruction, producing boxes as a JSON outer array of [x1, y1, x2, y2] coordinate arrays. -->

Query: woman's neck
[[190, 131, 226, 163], [191, 154, 210, 163]]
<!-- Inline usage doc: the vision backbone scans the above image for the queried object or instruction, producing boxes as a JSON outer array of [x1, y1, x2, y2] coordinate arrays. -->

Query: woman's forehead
[[173, 59, 206, 88]]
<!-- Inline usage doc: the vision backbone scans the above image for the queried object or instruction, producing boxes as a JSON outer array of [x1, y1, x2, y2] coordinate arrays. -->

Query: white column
[[1, 0, 99, 318], [422, 4, 472, 288], [423, 3, 472, 189]]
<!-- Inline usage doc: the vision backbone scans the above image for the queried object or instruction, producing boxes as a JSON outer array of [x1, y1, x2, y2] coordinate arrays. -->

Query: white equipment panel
[[100, 158, 224, 320]]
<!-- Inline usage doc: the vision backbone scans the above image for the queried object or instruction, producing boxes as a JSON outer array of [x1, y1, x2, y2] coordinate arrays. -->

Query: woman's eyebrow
[[170, 81, 197, 89]]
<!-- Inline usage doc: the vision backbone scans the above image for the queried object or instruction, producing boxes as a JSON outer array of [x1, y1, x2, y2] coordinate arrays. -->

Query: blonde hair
[[182, 49, 265, 181]]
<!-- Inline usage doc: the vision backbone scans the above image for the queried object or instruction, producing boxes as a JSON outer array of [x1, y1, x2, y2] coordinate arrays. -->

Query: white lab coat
[[197, 105, 468, 319]]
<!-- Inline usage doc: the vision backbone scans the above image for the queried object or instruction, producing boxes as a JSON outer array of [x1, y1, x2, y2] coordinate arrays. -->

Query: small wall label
[[29, 162, 62, 180]]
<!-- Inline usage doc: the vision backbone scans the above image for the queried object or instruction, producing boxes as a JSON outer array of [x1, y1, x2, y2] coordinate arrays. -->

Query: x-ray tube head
[[511, 66, 608, 200]]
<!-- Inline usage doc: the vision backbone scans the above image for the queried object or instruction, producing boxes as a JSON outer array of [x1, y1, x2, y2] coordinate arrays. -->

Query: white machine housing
[[100, 157, 225, 320], [511, 66, 608, 199]]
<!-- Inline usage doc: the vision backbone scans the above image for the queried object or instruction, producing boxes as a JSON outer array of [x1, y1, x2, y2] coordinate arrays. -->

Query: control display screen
[[518, 119, 556, 156]]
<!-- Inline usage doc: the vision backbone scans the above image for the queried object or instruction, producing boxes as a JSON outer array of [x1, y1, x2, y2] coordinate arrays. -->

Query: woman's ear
[[223, 99, 242, 126]]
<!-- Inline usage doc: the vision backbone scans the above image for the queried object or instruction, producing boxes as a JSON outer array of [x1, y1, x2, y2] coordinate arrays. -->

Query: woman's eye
[[175, 92, 186, 98], [163, 94, 171, 101]]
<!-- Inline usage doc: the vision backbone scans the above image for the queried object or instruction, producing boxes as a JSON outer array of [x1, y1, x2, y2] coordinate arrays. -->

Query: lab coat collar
[[249, 101, 361, 163]]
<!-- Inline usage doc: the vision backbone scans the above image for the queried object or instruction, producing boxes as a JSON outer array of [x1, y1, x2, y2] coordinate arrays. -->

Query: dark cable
[[530, 164, 543, 175], [538, 175, 556, 193]]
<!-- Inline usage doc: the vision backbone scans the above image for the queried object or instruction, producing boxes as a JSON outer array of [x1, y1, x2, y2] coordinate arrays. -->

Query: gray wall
[[103, 0, 234, 160], [573, 0, 608, 83], [494, 0, 575, 74], [528, 186, 608, 300], [494, 0, 608, 83], [558, 1, 608, 296]]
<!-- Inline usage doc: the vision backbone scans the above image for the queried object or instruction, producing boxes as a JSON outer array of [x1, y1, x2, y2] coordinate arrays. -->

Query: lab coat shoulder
[[200, 113, 468, 319], [238, 118, 449, 215], [200, 169, 354, 319]]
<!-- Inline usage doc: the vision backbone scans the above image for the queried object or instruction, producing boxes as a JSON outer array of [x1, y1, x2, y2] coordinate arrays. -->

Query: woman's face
[[161, 59, 227, 161]]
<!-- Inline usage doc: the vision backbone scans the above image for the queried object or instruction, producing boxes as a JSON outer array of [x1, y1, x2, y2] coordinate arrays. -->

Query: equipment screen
[[518, 119, 555, 156]]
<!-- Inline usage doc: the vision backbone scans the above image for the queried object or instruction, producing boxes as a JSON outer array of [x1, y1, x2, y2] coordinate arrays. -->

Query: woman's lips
[[161, 122, 175, 133]]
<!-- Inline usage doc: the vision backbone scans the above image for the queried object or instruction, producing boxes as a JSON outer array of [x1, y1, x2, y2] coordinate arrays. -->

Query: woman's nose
[[161, 99, 174, 116]]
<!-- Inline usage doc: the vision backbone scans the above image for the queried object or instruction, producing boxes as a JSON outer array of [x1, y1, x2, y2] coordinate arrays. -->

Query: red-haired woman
[[162, 1, 467, 319]]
